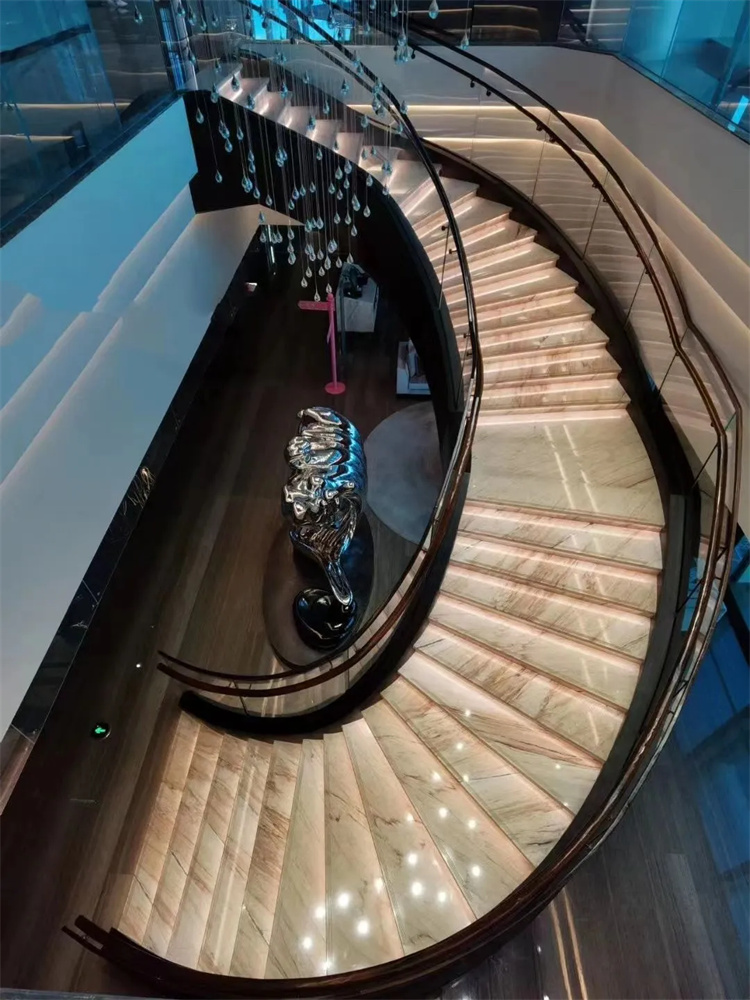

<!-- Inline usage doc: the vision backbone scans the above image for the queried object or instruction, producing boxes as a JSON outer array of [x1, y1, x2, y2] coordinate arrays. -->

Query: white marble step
[[479, 318, 607, 358], [422, 197, 514, 254], [450, 531, 659, 614], [442, 563, 653, 659], [414, 623, 625, 761], [469, 418, 665, 527], [362, 700, 531, 915], [411, 179, 479, 235], [459, 499, 664, 570], [199, 740, 273, 973], [310, 118, 343, 149], [477, 400, 628, 424], [399, 654, 600, 813], [266, 740, 326, 978], [334, 130, 364, 162], [381, 677, 570, 865], [452, 290, 593, 336], [445, 264, 577, 309], [230, 741, 301, 977], [428, 593, 640, 710], [441, 241, 557, 290], [343, 717, 474, 952], [482, 343, 620, 385], [324, 732, 403, 973], [480, 375, 626, 411], [143, 725, 224, 955], [425, 223, 534, 271], [168, 733, 249, 967], [118, 713, 201, 945]]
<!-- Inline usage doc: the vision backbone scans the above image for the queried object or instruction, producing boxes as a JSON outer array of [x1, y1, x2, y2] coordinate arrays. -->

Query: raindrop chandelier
[[133, 0, 446, 299]]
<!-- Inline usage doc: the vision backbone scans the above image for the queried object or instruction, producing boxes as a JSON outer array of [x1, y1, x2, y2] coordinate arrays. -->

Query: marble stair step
[[142, 725, 224, 956], [334, 131, 363, 162], [343, 717, 474, 953], [277, 103, 311, 135], [428, 593, 640, 709], [324, 732, 403, 974], [459, 499, 664, 571], [422, 194, 511, 235], [414, 623, 626, 761], [452, 291, 593, 335], [445, 264, 577, 308], [266, 740, 326, 978], [469, 418, 665, 527], [422, 210, 524, 263], [118, 713, 201, 945], [479, 318, 607, 357], [389, 162, 436, 214], [199, 739, 273, 974], [480, 375, 627, 411], [382, 676, 572, 865], [362, 701, 531, 916], [482, 343, 620, 384], [450, 531, 659, 614], [441, 563, 653, 659], [410, 179, 479, 234], [477, 401, 628, 424], [309, 118, 343, 150], [230, 741, 302, 977], [168, 733, 249, 968], [441, 241, 557, 289], [399, 654, 601, 813]]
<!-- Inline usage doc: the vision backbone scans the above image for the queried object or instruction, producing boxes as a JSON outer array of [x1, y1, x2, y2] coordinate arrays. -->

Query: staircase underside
[[109, 81, 666, 982]]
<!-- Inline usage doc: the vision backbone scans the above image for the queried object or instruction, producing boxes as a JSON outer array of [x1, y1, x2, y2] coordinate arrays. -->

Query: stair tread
[[344, 717, 473, 952], [383, 676, 574, 865], [442, 563, 653, 659], [442, 241, 557, 289], [479, 318, 607, 356], [428, 593, 640, 709], [410, 179, 479, 231], [414, 624, 625, 760], [362, 701, 531, 915], [143, 726, 224, 955], [199, 740, 273, 973], [324, 732, 403, 973], [450, 531, 659, 613], [266, 740, 326, 977], [168, 733, 248, 967], [230, 741, 301, 977], [399, 655, 600, 813]]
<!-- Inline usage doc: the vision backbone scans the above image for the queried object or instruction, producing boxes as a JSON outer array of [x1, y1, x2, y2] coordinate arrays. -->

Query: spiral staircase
[[65, 5, 740, 997]]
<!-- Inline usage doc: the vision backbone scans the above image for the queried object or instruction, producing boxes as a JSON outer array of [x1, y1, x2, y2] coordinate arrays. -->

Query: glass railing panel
[[531, 137, 608, 253], [626, 273, 679, 389], [581, 173, 653, 316]]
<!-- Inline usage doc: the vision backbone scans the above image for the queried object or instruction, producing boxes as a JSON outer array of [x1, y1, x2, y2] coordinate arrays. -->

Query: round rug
[[364, 403, 442, 544]]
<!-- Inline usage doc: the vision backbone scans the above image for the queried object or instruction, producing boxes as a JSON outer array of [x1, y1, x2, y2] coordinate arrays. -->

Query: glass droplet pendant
[[236, 126, 244, 141], [215, 169, 223, 184], [224, 138, 232, 153], [241, 175, 252, 193], [247, 94, 256, 111], [390, 0, 398, 16], [265, 194, 273, 207], [301, 277, 308, 288], [210, 84, 219, 104], [133, 3, 143, 25], [231, 74, 240, 92], [428, 0, 439, 18], [314, 291, 321, 302], [195, 108, 204, 125], [351, 224, 358, 236], [363, 205, 371, 217], [459, 29, 470, 49]]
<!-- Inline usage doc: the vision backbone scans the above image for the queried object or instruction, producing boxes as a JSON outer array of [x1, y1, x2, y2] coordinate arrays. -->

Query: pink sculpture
[[298, 292, 345, 395]]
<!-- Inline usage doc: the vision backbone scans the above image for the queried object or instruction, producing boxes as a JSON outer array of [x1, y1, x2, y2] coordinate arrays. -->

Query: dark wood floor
[[0, 261, 417, 993]]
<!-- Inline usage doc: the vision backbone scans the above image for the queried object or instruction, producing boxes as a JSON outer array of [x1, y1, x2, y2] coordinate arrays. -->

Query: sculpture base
[[263, 514, 374, 667], [293, 589, 357, 650]]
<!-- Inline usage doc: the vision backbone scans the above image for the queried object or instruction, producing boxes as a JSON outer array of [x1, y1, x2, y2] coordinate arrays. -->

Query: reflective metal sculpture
[[282, 407, 368, 648]]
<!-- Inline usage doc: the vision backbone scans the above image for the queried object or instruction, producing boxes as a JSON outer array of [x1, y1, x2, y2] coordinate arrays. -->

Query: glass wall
[[561, 0, 750, 138], [0, 0, 183, 241]]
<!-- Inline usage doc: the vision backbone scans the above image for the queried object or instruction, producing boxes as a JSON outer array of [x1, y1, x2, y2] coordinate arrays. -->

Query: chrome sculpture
[[282, 406, 368, 648]]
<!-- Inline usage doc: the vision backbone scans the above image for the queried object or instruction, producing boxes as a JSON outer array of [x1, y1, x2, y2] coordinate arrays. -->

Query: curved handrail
[[158, 0, 483, 699]]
